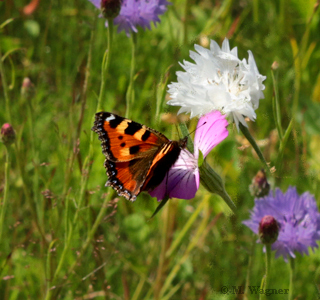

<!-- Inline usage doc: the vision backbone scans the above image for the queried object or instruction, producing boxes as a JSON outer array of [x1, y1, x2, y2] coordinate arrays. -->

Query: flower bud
[[21, 77, 35, 101], [101, 0, 121, 19], [1, 123, 16, 146], [271, 61, 279, 70], [259, 215, 279, 245], [249, 169, 270, 198]]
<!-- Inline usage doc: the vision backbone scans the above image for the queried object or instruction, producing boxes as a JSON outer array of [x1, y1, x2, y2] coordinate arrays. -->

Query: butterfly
[[92, 112, 188, 201]]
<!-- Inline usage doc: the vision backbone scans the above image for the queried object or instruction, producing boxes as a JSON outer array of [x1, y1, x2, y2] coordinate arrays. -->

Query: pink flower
[[150, 110, 229, 200]]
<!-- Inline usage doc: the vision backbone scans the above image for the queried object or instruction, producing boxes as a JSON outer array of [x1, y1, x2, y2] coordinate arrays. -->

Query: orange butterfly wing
[[93, 112, 167, 162], [92, 112, 187, 201], [93, 112, 167, 201]]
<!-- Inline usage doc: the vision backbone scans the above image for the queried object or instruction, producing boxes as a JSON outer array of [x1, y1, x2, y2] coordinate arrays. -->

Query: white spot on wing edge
[[105, 114, 116, 121]]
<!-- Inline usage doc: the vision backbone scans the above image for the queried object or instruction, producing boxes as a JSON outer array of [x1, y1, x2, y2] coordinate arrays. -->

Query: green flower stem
[[0, 45, 12, 124], [288, 257, 294, 300], [72, 18, 97, 222], [253, 0, 259, 23], [154, 201, 172, 300], [0, 146, 10, 240], [259, 276, 265, 300], [276, 118, 293, 168], [183, 0, 190, 44], [244, 240, 256, 300], [239, 123, 270, 172], [45, 240, 57, 298], [155, 66, 171, 124], [13, 141, 46, 242], [265, 244, 271, 294], [125, 32, 137, 119], [199, 161, 236, 214], [259, 244, 271, 300], [271, 69, 283, 139], [26, 97, 42, 228], [97, 20, 114, 111], [52, 193, 73, 284]]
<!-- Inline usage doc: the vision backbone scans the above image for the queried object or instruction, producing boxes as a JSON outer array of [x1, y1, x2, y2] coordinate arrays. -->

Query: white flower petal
[[167, 38, 266, 129]]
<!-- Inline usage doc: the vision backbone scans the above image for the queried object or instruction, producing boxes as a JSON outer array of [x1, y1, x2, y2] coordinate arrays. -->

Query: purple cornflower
[[243, 186, 320, 261], [149, 110, 229, 200], [88, 0, 170, 36]]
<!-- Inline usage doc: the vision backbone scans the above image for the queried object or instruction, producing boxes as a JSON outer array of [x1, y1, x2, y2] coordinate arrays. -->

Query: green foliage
[[1, 0, 320, 299]]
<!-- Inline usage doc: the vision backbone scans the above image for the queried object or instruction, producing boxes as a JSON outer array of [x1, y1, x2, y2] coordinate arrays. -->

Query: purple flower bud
[[101, 0, 121, 19], [1, 123, 16, 146], [259, 215, 279, 245], [21, 77, 35, 101], [249, 169, 270, 198]]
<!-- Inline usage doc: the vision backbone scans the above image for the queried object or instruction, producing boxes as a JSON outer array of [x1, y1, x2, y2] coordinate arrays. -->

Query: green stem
[[0, 45, 12, 124], [97, 19, 114, 111], [260, 244, 271, 300], [288, 257, 294, 300], [276, 118, 293, 170], [264, 244, 271, 292], [0, 146, 10, 240], [183, 0, 190, 44], [52, 193, 73, 284], [44, 240, 58, 300], [125, 32, 137, 118], [259, 276, 265, 300], [12, 140, 47, 241], [26, 98, 42, 228], [244, 240, 256, 300], [239, 123, 270, 172], [72, 17, 97, 222], [271, 69, 283, 139], [155, 66, 171, 124], [253, 0, 259, 23]]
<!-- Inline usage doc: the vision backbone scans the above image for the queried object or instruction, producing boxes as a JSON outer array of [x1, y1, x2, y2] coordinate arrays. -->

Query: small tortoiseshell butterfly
[[92, 112, 187, 201]]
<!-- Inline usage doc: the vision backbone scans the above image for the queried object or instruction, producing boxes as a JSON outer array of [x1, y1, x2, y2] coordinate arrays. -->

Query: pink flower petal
[[149, 150, 199, 201], [194, 111, 229, 158]]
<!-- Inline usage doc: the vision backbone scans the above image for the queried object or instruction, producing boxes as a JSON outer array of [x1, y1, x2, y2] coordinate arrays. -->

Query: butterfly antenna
[[185, 121, 207, 138]]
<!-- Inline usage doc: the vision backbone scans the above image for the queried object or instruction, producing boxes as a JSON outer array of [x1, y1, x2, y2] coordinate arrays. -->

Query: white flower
[[167, 38, 266, 129]]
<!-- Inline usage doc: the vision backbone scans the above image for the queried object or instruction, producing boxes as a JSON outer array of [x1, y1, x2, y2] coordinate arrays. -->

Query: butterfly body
[[92, 112, 187, 201]]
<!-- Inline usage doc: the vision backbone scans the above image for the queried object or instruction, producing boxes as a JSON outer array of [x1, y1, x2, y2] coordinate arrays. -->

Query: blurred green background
[[1, 0, 320, 299]]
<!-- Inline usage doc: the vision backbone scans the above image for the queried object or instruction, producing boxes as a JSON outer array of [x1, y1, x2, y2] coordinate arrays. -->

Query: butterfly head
[[179, 136, 188, 149]]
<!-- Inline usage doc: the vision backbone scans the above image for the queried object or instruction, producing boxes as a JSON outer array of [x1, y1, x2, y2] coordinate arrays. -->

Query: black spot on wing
[[129, 145, 140, 155], [141, 130, 151, 141], [120, 142, 126, 147], [118, 135, 123, 140], [125, 122, 142, 135], [109, 116, 122, 128]]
